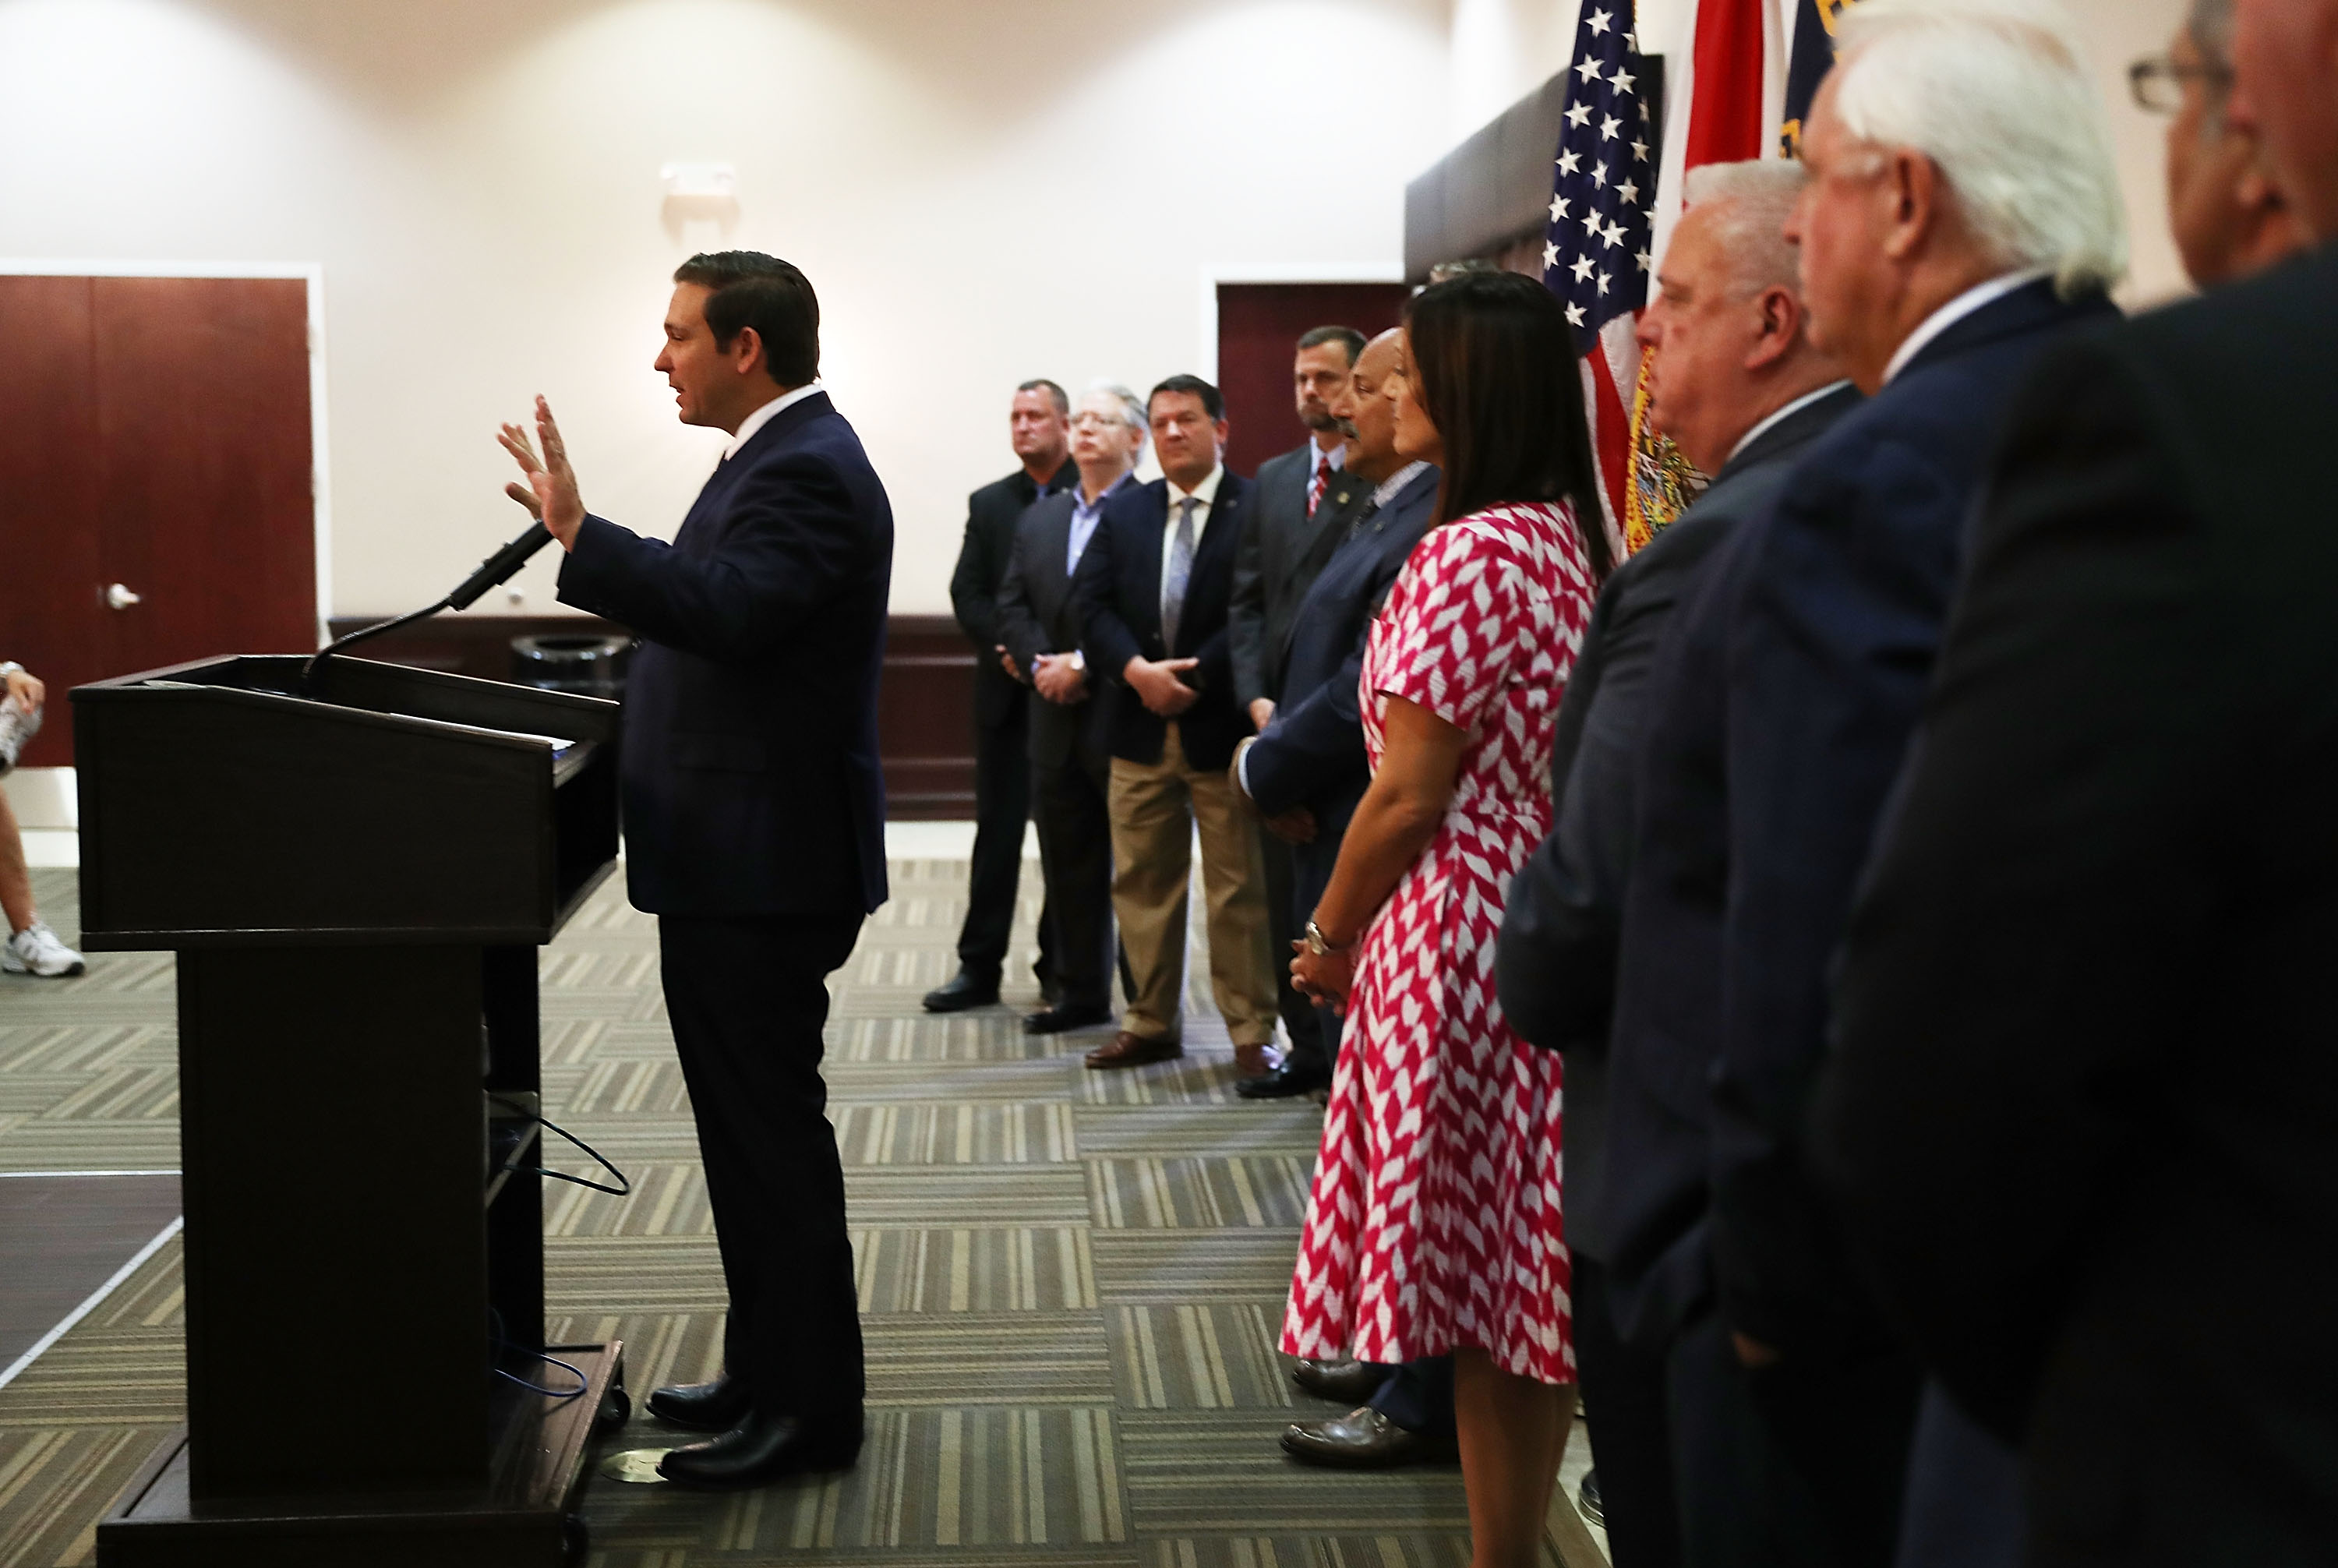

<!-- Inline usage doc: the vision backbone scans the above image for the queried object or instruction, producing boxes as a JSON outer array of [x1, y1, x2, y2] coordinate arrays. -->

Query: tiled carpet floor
[[0, 860, 1597, 1566]]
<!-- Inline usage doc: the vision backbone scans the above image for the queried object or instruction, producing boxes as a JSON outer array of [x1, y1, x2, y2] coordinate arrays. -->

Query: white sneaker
[[2, 921, 85, 977]]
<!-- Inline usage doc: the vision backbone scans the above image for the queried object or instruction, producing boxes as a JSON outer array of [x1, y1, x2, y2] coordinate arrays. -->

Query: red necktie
[[1308, 450, 1330, 516]]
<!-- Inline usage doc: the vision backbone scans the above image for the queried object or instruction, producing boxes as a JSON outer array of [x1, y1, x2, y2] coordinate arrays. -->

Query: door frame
[[0, 260, 333, 644], [1194, 261, 1408, 385]]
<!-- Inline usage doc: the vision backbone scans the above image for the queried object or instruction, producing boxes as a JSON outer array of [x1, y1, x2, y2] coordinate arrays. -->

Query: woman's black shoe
[[1024, 1003, 1113, 1034], [1239, 1060, 1332, 1100], [647, 1374, 753, 1433]]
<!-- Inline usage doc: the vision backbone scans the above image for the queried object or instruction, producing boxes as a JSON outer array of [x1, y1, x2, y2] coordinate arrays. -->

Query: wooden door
[[1216, 281, 1412, 479], [0, 276, 316, 768]]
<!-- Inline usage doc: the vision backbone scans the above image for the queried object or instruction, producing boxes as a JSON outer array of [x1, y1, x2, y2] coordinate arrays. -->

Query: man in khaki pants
[[1071, 376, 1279, 1075]]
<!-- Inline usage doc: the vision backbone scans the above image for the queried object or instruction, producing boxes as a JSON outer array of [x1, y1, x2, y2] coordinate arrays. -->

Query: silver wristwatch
[[0, 662, 21, 680], [1302, 919, 1354, 956]]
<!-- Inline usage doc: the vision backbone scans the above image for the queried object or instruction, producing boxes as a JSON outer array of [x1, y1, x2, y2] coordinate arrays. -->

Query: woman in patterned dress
[[1281, 271, 1608, 1568]]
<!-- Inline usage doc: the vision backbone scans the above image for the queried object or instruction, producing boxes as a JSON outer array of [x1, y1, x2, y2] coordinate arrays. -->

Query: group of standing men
[[924, 332, 1436, 1109]]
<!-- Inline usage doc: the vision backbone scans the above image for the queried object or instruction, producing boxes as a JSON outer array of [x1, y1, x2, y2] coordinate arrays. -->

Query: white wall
[[0, 0, 1450, 620], [1447, 0, 2191, 304], [0, 0, 2200, 630]]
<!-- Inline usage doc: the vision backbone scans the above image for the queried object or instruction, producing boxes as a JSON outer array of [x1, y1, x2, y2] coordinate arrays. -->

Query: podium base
[[96, 1342, 624, 1568]]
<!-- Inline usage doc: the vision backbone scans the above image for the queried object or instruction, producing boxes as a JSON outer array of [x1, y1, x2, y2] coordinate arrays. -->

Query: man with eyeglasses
[[994, 387, 1149, 1035], [2132, 0, 2308, 285]]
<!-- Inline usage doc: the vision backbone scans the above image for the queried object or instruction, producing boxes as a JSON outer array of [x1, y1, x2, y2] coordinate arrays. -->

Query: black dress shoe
[[647, 1374, 753, 1433], [1291, 1357, 1386, 1405], [1578, 1467, 1605, 1526], [922, 969, 1000, 1013], [1238, 1060, 1332, 1100], [1024, 1002, 1113, 1034], [657, 1409, 864, 1490], [1280, 1405, 1455, 1469]]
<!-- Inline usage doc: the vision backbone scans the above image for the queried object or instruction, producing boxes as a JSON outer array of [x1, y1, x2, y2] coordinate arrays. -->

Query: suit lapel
[[677, 390, 834, 556], [1032, 495, 1076, 627], [1134, 482, 1168, 640]]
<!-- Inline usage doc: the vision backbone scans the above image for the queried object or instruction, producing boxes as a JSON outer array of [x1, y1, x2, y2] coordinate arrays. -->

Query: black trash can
[[510, 632, 634, 700]]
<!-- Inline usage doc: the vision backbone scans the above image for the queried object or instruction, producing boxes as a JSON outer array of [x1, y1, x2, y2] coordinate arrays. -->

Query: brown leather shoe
[[1085, 1032, 1182, 1070], [1280, 1405, 1457, 1469], [1291, 1358, 1385, 1405], [1233, 1043, 1277, 1079]]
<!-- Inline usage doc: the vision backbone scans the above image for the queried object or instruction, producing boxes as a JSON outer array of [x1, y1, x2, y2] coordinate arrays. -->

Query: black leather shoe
[[647, 1374, 752, 1433], [657, 1409, 865, 1489], [1238, 1060, 1332, 1100], [1024, 1002, 1113, 1034], [1578, 1467, 1605, 1526], [1280, 1405, 1455, 1469], [922, 969, 1000, 1013], [1291, 1358, 1385, 1405]]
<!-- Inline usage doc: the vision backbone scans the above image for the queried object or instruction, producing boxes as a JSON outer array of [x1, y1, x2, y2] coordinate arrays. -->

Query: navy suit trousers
[[660, 909, 867, 1418]]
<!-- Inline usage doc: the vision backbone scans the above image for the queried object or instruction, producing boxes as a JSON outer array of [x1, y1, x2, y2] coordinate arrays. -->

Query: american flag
[[1542, 5, 1659, 549]]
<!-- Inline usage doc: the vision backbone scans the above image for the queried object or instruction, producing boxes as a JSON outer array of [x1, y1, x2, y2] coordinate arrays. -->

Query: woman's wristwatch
[[0, 662, 22, 680], [1303, 919, 1355, 956]]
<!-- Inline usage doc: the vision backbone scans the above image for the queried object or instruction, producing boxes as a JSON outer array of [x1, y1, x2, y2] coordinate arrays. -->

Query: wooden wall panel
[[328, 613, 980, 821], [1216, 283, 1411, 479], [0, 278, 103, 770]]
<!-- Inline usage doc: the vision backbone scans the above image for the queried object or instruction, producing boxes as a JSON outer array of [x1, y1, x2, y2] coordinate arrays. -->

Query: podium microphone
[[302, 521, 557, 694]]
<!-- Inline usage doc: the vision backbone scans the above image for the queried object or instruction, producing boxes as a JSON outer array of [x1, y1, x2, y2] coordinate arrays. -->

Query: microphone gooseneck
[[302, 521, 558, 695]]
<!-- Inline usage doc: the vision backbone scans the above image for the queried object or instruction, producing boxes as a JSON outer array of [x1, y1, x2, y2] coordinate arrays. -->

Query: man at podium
[[499, 251, 892, 1489]]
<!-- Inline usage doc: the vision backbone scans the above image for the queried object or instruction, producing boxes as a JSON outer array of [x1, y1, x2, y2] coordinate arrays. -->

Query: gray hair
[[1681, 160, 1809, 296], [2187, 0, 2236, 133], [1831, 0, 2128, 298], [2188, 0, 2234, 65], [1082, 381, 1149, 438]]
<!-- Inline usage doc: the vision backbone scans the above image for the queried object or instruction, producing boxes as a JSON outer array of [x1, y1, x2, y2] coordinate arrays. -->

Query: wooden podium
[[72, 654, 631, 1567]]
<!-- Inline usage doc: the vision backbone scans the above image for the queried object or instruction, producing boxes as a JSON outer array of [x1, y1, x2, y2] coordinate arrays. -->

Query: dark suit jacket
[[1494, 384, 1858, 1266], [1073, 469, 1256, 772], [1711, 280, 2119, 1358], [557, 390, 892, 917], [995, 483, 1118, 772], [1243, 464, 1436, 842], [1814, 245, 2338, 1564], [951, 461, 1075, 730], [1231, 440, 1351, 708]]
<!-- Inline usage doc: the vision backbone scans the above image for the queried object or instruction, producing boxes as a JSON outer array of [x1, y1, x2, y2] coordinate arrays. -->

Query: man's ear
[[1743, 286, 1803, 371], [1881, 148, 1938, 263], [730, 324, 768, 379]]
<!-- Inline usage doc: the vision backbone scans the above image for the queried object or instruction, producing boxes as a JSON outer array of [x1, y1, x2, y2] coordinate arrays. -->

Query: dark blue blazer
[[1073, 470, 1256, 772], [1711, 280, 2119, 1355], [1495, 384, 1857, 1266], [556, 390, 893, 918], [1244, 464, 1440, 839]]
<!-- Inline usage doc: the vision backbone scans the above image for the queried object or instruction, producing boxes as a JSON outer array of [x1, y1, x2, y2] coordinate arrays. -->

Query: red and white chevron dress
[[1280, 500, 1596, 1386]]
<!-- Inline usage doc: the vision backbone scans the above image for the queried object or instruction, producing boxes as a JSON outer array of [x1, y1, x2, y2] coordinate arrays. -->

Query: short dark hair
[[1148, 374, 1224, 422], [1296, 325, 1367, 366], [672, 251, 819, 387], [1016, 379, 1070, 416], [1404, 270, 1609, 579]]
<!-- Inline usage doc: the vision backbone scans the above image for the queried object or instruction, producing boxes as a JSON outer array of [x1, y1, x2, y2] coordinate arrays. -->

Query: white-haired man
[[994, 384, 1148, 1034], [1709, 3, 2125, 1562], [1819, 0, 2338, 1561], [1496, 158, 1857, 1568]]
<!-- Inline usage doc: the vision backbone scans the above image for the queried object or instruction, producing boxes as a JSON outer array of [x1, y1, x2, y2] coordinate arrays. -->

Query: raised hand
[[496, 395, 587, 548]]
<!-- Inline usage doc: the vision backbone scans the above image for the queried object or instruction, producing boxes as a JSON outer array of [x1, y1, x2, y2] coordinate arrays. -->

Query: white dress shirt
[[1881, 269, 2054, 387], [722, 380, 826, 458], [1159, 463, 1227, 591]]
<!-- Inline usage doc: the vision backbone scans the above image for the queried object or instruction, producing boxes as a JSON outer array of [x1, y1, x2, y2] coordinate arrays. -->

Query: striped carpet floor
[[0, 858, 1598, 1567]]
